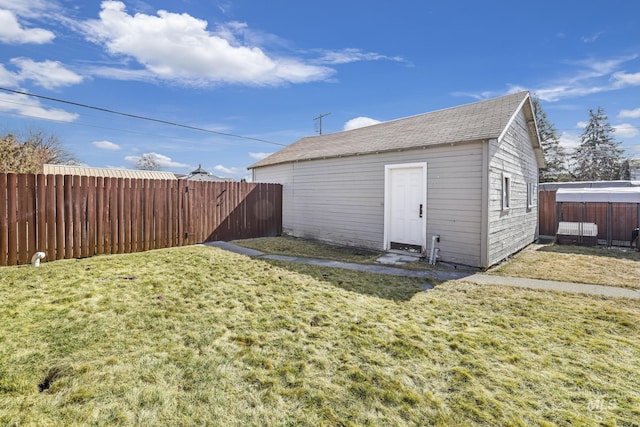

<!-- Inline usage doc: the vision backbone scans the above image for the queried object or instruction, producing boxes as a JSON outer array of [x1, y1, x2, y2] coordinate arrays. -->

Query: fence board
[[110, 178, 118, 254], [45, 176, 56, 260], [37, 174, 47, 255], [0, 174, 7, 266], [72, 176, 82, 259], [55, 175, 65, 259], [80, 176, 89, 258], [17, 174, 28, 264], [26, 174, 37, 260], [123, 179, 131, 254], [87, 176, 96, 257], [7, 174, 17, 265]]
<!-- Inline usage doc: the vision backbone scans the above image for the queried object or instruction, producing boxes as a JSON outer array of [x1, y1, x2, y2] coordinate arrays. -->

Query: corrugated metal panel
[[43, 164, 177, 180], [556, 187, 640, 203]]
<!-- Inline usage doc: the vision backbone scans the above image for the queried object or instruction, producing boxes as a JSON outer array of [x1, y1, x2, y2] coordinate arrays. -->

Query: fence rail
[[0, 173, 282, 266], [538, 189, 640, 246]]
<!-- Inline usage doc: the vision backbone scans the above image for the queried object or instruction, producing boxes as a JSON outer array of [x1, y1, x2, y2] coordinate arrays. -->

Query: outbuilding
[[250, 91, 544, 268]]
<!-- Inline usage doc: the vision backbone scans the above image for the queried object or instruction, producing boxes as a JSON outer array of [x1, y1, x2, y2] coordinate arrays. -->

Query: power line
[[0, 107, 243, 147], [0, 87, 287, 147]]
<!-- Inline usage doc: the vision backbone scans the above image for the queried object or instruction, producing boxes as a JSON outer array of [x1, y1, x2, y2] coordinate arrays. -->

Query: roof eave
[[249, 138, 489, 169]]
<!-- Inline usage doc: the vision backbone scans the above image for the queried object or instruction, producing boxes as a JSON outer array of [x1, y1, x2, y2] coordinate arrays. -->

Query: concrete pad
[[376, 252, 423, 265], [203, 241, 265, 257]]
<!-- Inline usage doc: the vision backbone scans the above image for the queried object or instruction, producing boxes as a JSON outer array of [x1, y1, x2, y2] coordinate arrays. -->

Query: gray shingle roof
[[251, 91, 537, 169]]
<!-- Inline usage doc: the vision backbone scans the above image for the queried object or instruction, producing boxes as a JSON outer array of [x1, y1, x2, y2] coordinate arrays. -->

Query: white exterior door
[[384, 163, 427, 251]]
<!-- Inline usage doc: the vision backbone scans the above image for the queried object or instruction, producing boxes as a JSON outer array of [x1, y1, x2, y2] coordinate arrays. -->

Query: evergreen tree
[[571, 107, 625, 181], [532, 97, 568, 182]]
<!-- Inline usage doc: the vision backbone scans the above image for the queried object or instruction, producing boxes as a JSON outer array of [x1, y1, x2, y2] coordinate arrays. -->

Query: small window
[[527, 182, 534, 209], [502, 173, 511, 211]]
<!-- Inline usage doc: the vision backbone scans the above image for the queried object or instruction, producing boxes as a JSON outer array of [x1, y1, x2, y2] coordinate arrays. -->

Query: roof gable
[[251, 91, 541, 169]]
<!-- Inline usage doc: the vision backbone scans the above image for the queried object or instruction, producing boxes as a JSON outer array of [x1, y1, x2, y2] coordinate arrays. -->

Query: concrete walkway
[[205, 241, 640, 299], [461, 274, 640, 299]]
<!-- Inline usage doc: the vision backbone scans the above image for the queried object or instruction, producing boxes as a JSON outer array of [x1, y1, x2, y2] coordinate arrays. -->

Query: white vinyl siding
[[487, 109, 539, 266], [254, 143, 484, 267]]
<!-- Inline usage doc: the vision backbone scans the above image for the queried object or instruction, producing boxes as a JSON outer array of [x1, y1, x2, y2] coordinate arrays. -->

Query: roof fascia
[[248, 138, 487, 170]]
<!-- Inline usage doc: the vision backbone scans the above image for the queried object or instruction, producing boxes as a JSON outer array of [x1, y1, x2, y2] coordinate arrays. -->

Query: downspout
[[429, 235, 440, 265]]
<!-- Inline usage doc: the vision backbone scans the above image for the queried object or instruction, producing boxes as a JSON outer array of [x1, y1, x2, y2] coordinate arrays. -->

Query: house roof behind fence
[[251, 91, 539, 169], [43, 164, 177, 180]]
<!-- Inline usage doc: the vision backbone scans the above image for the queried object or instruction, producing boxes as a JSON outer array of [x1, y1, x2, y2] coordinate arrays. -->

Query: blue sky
[[0, 0, 639, 180]]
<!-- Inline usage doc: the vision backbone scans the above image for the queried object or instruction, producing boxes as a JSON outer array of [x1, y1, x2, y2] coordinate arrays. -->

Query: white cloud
[[0, 63, 20, 87], [612, 71, 640, 87], [581, 31, 603, 43], [0, 9, 54, 44], [10, 58, 83, 89], [316, 48, 406, 65], [619, 108, 640, 119], [343, 117, 382, 131], [81, 1, 334, 86], [0, 90, 78, 122], [613, 123, 639, 139], [124, 152, 189, 168], [0, 58, 83, 90], [86, 66, 156, 83], [213, 164, 247, 176], [249, 152, 272, 160], [0, 0, 53, 18], [576, 121, 589, 129], [470, 55, 640, 103], [559, 131, 580, 151], [92, 140, 120, 150]]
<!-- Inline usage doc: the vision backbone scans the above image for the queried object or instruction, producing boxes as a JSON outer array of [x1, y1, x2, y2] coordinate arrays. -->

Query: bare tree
[[136, 153, 162, 170], [22, 129, 78, 165]]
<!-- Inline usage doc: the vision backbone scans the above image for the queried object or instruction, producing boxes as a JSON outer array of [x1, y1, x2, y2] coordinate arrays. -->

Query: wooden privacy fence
[[538, 190, 640, 246], [0, 173, 282, 266]]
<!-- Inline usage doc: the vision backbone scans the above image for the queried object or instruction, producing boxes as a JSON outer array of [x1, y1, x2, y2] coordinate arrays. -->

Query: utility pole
[[313, 112, 331, 135]]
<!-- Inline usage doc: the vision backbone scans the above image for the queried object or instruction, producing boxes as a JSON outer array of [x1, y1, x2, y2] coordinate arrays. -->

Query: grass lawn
[[1, 245, 639, 425], [232, 235, 384, 264], [490, 244, 640, 289]]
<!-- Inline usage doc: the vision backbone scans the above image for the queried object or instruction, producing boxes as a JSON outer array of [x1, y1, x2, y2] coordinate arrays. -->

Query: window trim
[[502, 173, 511, 211], [526, 182, 534, 209]]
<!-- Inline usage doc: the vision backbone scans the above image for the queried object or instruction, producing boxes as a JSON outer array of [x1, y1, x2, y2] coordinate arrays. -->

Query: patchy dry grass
[[491, 244, 640, 289], [232, 236, 438, 271], [1, 245, 639, 425], [232, 235, 384, 263]]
